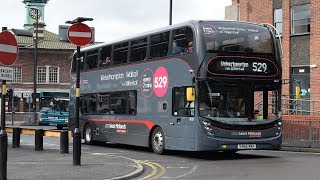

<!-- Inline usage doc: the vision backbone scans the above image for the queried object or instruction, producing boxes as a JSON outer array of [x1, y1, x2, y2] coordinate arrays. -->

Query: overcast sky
[[0, 0, 231, 42]]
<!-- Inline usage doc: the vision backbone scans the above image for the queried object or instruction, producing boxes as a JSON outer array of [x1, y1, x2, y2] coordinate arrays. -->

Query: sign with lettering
[[0, 66, 13, 80], [207, 56, 278, 78]]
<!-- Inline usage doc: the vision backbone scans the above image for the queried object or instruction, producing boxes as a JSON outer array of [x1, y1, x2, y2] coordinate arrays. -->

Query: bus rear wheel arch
[[151, 126, 165, 155]]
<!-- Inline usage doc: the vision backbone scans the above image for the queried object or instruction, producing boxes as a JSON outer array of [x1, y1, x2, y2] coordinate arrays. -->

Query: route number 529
[[252, 62, 267, 73]]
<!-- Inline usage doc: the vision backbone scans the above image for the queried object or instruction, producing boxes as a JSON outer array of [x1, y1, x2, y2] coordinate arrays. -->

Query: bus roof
[[78, 20, 266, 53]]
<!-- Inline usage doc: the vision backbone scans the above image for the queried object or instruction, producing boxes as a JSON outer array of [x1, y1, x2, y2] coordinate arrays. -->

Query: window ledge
[[290, 33, 310, 37]]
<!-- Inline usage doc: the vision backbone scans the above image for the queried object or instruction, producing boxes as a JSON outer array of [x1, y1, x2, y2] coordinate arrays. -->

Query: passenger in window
[[172, 40, 186, 55], [102, 57, 111, 67], [188, 41, 193, 53]]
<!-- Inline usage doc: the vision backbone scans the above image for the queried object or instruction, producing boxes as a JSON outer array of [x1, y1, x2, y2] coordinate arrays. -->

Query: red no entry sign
[[0, 30, 18, 66], [67, 23, 92, 46]]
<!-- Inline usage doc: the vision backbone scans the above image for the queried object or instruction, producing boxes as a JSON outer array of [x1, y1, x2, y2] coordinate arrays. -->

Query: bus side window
[[130, 37, 147, 62], [128, 91, 137, 115], [172, 27, 194, 55], [83, 94, 97, 114], [113, 42, 128, 65], [172, 87, 194, 117], [99, 46, 112, 67], [86, 50, 98, 70], [150, 31, 169, 59]]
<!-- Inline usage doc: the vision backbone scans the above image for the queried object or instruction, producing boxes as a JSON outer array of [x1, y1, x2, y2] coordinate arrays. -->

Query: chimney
[[33, 20, 45, 41]]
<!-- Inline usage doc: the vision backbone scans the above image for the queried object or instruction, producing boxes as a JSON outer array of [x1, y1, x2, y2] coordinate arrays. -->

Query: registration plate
[[237, 144, 257, 149]]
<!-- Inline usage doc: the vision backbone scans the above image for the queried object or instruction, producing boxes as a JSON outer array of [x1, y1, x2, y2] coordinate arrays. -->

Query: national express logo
[[140, 66, 169, 98]]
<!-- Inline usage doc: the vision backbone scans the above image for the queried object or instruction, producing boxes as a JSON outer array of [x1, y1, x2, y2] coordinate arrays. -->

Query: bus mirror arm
[[189, 69, 196, 84]]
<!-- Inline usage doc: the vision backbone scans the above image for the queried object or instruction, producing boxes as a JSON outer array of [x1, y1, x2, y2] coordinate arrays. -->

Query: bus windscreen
[[202, 22, 274, 54]]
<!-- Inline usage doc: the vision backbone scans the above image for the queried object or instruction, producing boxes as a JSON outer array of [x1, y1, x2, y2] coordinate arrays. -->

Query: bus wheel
[[84, 124, 93, 145], [151, 127, 165, 155]]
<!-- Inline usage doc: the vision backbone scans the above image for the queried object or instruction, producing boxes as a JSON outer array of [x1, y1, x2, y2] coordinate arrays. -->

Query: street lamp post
[[169, 0, 173, 25], [33, 8, 39, 124]]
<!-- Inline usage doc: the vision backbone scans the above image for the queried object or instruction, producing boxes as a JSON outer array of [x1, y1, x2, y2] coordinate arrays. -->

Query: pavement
[[3, 125, 320, 180], [3, 125, 144, 180], [7, 146, 144, 180]]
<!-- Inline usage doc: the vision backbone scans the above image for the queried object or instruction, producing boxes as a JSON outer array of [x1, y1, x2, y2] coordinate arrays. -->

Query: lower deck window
[[81, 90, 137, 115]]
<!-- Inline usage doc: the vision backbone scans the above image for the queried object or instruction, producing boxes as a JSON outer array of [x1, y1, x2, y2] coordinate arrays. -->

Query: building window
[[37, 66, 59, 83], [49, 67, 58, 83], [291, 4, 310, 35], [13, 67, 22, 83], [274, 9, 282, 34]]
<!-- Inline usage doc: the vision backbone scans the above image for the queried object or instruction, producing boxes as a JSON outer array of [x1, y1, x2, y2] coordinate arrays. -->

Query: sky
[[0, 0, 231, 42]]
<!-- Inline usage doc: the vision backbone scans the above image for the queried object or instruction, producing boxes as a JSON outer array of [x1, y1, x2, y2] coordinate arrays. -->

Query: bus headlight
[[277, 111, 282, 118], [201, 119, 214, 136]]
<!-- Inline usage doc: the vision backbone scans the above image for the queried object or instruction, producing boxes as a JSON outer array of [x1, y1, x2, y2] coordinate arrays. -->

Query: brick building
[[7, 0, 76, 112], [226, 0, 319, 112]]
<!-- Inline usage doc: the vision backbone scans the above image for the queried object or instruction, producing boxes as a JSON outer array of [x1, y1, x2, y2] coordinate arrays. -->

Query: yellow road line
[[138, 161, 158, 180], [148, 161, 166, 179]]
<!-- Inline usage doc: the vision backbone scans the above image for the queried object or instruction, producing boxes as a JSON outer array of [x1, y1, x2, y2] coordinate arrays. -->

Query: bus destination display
[[207, 56, 278, 78]]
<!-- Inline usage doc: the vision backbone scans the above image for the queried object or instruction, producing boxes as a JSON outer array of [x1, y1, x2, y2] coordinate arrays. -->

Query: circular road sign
[[0, 30, 19, 66], [67, 23, 93, 46]]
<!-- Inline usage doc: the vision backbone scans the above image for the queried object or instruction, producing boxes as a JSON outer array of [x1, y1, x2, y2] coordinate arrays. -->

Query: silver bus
[[69, 20, 282, 154]]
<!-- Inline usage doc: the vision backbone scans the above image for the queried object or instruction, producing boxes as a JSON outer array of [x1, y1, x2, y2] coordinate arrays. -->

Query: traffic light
[[6, 89, 13, 98], [295, 86, 302, 99]]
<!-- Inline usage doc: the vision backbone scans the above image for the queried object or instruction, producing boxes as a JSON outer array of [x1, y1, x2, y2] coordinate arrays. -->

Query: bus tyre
[[151, 127, 165, 155], [84, 124, 93, 145]]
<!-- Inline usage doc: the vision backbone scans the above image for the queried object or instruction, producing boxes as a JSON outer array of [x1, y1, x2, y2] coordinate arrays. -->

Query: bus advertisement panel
[[69, 20, 282, 154]]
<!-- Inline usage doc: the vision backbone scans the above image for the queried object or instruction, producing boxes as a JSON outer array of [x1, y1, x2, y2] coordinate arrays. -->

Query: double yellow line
[[138, 160, 166, 180]]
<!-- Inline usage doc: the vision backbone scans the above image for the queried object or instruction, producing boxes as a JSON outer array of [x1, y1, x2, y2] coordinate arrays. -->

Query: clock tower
[[23, 0, 49, 30]]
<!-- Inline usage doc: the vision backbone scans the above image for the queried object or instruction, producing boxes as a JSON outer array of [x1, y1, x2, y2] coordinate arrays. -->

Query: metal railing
[[282, 97, 320, 115], [282, 120, 320, 148]]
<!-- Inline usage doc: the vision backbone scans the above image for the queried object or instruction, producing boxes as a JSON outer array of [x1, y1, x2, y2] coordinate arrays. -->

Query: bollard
[[35, 129, 43, 151], [60, 130, 69, 154], [12, 127, 21, 148]]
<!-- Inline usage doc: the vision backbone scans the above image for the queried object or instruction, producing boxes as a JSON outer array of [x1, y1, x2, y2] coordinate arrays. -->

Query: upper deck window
[[113, 42, 128, 65], [150, 31, 169, 59], [85, 50, 99, 70], [99, 46, 112, 68], [202, 22, 274, 54], [130, 37, 148, 62], [171, 27, 194, 55]]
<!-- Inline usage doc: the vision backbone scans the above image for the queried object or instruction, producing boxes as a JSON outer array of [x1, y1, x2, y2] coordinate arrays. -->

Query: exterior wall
[[14, 48, 73, 89], [237, 0, 273, 24], [290, 36, 310, 66], [281, 0, 291, 97], [310, 0, 320, 103], [8, 48, 74, 112], [273, 0, 282, 9]]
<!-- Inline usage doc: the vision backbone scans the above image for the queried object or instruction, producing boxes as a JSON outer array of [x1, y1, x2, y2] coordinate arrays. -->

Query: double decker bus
[[38, 91, 70, 129], [69, 20, 282, 154]]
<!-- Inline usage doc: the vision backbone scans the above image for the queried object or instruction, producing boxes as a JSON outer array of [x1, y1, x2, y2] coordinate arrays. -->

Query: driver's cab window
[[173, 87, 194, 116]]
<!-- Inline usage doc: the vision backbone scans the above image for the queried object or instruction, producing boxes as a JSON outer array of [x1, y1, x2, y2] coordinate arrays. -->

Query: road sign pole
[[73, 46, 81, 165], [66, 18, 93, 166], [0, 27, 8, 180]]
